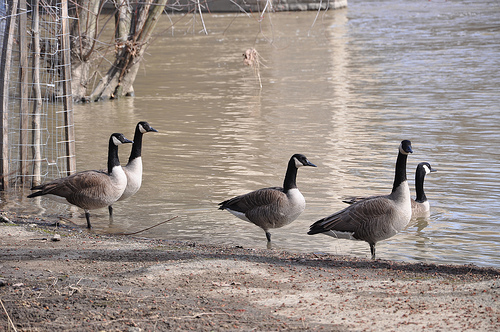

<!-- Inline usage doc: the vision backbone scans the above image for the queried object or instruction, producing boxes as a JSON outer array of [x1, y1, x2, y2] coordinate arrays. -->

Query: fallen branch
[[115, 216, 178, 236], [58, 216, 77, 225], [168, 312, 232, 319]]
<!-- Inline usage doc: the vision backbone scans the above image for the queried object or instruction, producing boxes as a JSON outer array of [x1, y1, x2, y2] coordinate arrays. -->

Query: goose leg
[[265, 231, 272, 242], [85, 210, 92, 229], [370, 243, 376, 260], [108, 205, 114, 217]]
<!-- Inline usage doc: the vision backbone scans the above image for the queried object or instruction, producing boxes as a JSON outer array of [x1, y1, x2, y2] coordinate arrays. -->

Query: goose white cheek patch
[[112, 136, 123, 145], [294, 157, 302, 168]]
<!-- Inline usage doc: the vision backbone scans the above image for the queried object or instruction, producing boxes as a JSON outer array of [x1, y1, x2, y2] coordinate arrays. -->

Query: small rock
[[128, 327, 142, 332], [51, 234, 61, 242]]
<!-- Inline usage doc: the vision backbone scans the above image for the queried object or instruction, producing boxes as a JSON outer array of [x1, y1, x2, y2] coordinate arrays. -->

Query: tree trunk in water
[[90, 0, 168, 101], [69, 0, 101, 102]]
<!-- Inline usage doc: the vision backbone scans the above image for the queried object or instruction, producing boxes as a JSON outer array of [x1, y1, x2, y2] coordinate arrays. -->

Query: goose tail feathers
[[307, 218, 330, 235]]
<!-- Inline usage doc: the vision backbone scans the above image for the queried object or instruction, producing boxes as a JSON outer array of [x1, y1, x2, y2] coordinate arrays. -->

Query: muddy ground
[[0, 212, 499, 331]]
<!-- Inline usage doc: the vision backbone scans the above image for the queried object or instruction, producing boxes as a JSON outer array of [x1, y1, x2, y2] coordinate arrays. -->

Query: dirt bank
[[0, 212, 499, 331]]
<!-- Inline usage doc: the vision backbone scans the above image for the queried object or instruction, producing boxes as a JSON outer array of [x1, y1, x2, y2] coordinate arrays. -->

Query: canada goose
[[28, 133, 133, 229], [342, 162, 437, 218], [411, 162, 437, 217], [308, 140, 413, 259], [108, 121, 158, 217], [218, 154, 317, 242]]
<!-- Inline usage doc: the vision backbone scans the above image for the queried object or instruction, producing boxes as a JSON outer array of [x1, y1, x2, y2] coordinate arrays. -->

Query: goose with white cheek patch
[[28, 133, 133, 229], [410, 162, 437, 218], [108, 121, 158, 217], [308, 140, 413, 259], [342, 162, 436, 218], [219, 154, 317, 243]]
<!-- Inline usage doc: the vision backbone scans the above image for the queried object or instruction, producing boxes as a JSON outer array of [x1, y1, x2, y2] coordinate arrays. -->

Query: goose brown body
[[28, 133, 133, 228], [33, 170, 126, 210], [308, 140, 413, 259], [219, 154, 316, 242]]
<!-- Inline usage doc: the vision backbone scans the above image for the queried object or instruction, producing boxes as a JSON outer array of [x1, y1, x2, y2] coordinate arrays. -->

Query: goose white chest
[[108, 165, 128, 201], [284, 188, 306, 222], [120, 157, 143, 201], [391, 181, 412, 229]]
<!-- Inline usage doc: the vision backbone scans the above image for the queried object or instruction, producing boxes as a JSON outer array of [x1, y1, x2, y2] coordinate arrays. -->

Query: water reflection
[[5, 1, 500, 268]]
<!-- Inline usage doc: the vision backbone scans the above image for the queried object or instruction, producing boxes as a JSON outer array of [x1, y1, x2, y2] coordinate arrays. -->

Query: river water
[[14, 1, 500, 267]]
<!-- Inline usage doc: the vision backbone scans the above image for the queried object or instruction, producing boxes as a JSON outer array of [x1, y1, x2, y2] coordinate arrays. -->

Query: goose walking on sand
[[108, 121, 158, 217], [308, 140, 413, 259], [28, 133, 133, 229], [219, 154, 317, 243]]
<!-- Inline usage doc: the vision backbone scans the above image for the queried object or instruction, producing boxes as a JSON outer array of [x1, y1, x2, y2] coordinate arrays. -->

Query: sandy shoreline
[[1, 212, 499, 331]]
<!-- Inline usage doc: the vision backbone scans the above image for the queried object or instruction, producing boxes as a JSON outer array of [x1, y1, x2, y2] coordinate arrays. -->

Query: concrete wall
[[189, 0, 348, 13], [103, 0, 347, 13]]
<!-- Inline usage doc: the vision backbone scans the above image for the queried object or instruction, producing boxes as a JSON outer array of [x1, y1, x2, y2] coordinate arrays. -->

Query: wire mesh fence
[[0, 0, 75, 191]]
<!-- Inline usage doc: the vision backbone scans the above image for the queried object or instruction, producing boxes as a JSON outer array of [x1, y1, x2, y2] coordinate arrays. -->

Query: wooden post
[[18, 0, 30, 183], [60, 0, 76, 176], [0, 0, 19, 190], [31, 0, 42, 187]]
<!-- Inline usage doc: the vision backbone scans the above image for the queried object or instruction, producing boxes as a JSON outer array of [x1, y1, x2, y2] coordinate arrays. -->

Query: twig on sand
[[0, 298, 18, 332], [58, 216, 77, 226], [115, 216, 178, 236], [168, 312, 232, 319]]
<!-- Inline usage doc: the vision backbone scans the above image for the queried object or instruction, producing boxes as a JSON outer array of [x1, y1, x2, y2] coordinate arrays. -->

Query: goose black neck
[[415, 168, 427, 203], [128, 126, 144, 163], [107, 138, 121, 174], [283, 158, 298, 192], [391, 151, 408, 193]]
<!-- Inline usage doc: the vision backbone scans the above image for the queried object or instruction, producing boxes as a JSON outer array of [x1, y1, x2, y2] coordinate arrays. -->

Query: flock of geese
[[28, 122, 435, 259]]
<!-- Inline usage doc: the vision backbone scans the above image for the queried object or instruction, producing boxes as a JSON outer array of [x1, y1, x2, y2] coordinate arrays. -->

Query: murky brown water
[[10, 1, 500, 267]]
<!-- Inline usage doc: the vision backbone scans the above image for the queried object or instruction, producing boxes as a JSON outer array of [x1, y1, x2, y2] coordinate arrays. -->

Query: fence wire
[[1, 0, 75, 190]]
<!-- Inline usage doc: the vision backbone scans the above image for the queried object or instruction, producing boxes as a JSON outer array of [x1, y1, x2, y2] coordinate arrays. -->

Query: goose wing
[[218, 187, 285, 214], [308, 195, 393, 235], [30, 170, 109, 198]]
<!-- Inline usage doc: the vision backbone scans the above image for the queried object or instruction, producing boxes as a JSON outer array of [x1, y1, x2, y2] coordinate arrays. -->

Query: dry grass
[[243, 48, 265, 89]]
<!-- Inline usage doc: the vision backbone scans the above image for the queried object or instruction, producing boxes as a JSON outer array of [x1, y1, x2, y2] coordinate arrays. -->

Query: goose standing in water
[[219, 154, 317, 243], [410, 162, 437, 218], [28, 133, 133, 229], [108, 121, 158, 217], [308, 140, 413, 259], [342, 162, 436, 218]]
